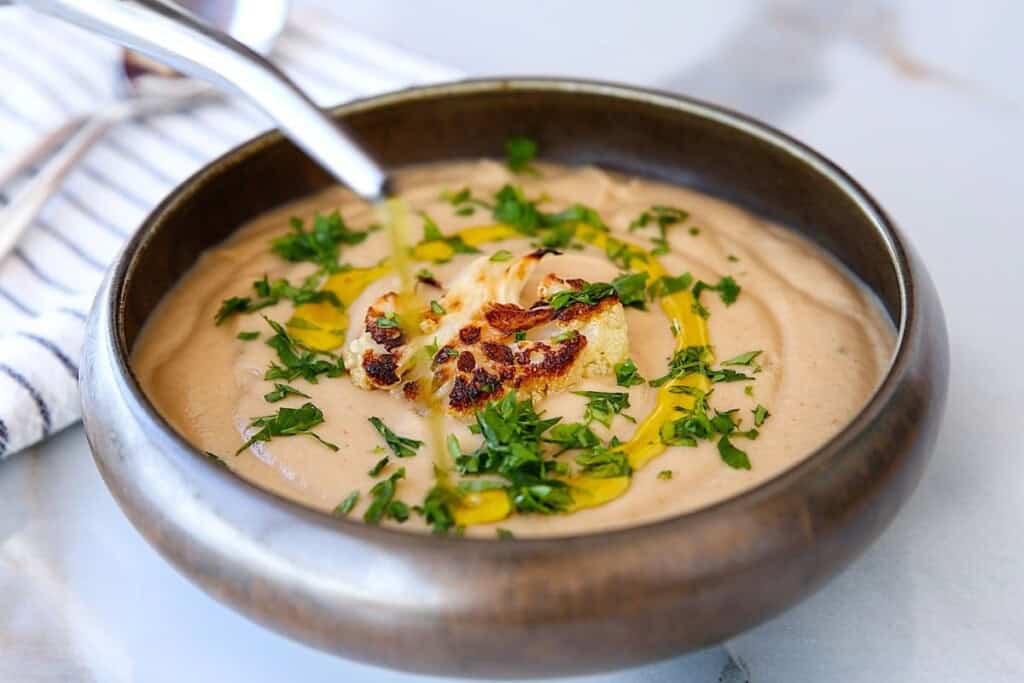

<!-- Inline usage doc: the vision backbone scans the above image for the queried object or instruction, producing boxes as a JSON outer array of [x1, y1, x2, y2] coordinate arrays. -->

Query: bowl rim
[[104, 76, 911, 544]]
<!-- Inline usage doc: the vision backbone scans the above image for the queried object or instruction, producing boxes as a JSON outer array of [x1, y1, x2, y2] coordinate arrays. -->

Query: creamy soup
[[132, 159, 894, 538]]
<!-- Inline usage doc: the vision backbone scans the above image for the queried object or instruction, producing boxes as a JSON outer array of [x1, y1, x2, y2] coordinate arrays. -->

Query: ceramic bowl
[[80, 79, 949, 678]]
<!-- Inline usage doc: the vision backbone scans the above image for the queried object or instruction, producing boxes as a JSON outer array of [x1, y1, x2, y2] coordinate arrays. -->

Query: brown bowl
[[80, 79, 948, 678]]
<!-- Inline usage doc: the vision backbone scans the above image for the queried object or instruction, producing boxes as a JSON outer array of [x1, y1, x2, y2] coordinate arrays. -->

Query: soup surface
[[132, 159, 894, 537]]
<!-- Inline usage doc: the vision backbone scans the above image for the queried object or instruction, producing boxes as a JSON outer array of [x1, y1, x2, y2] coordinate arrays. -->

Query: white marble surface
[[4, 0, 1024, 680]]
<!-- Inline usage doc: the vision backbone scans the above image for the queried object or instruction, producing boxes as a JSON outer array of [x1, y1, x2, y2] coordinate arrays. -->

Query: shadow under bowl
[[80, 78, 949, 679]]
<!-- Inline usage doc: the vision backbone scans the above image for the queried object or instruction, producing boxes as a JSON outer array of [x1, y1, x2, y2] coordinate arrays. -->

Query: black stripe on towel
[[0, 363, 52, 437], [57, 307, 88, 321], [0, 417, 8, 458], [0, 287, 37, 316], [13, 248, 78, 295], [35, 220, 106, 271], [17, 333, 78, 379]]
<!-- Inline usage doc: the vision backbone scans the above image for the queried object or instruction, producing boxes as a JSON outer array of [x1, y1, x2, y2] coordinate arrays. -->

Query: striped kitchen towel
[[0, 1, 460, 459]]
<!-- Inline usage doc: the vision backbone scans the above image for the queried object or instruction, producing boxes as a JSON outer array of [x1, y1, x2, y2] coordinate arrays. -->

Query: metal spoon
[[0, 0, 294, 263]]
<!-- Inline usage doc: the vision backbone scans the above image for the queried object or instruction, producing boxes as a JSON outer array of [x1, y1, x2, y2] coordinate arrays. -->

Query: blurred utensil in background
[[16, 0, 391, 202], [0, 0, 290, 263]]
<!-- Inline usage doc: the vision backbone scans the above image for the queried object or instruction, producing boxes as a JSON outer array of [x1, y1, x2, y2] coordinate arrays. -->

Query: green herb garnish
[[368, 417, 423, 458], [574, 391, 634, 427], [368, 456, 390, 477], [364, 468, 407, 524], [237, 331, 259, 341], [717, 435, 751, 470], [456, 391, 571, 514], [692, 275, 741, 307], [657, 469, 673, 480], [505, 135, 538, 174], [272, 211, 367, 272], [489, 249, 513, 262], [629, 205, 690, 255], [236, 402, 338, 455], [547, 272, 648, 311], [418, 210, 482, 262], [575, 446, 632, 478], [430, 300, 446, 315], [416, 485, 459, 534], [723, 350, 762, 366], [262, 317, 345, 383], [649, 345, 754, 387], [205, 451, 228, 468], [333, 491, 359, 517], [496, 528, 515, 540], [753, 404, 770, 427], [614, 358, 646, 387], [648, 272, 693, 299], [263, 382, 311, 403], [543, 422, 601, 453]]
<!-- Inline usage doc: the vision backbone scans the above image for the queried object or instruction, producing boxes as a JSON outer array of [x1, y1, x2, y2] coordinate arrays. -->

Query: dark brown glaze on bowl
[[80, 79, 948, 678]]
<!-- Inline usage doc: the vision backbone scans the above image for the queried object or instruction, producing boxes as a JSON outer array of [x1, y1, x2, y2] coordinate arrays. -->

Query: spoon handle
[[19, 0, 392, 202]]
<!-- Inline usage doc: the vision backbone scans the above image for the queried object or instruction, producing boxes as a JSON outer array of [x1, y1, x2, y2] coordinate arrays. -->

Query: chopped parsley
[[415, 485, 459, 535], [263, 382, 311, 403], [753, 404, 770, 427], [489, 249, 513, 262], [368, 455, 390, 477], [692, 275, 741, 307], [211, 275, 328, 324], [368, 417, 423, 458], [574, 391, 634, 428], [648, 272, 693, 299], [262, 317, 345, 383], [610, 272, 648, 308], [456, 391, 571, 514], [649, 346, 754, 388], [496, 528, 515, 540], [717, 435, 751, 470], [513, 330, 527, 342], [649, 346, 710, 387], [363, 468, 408, 524], [603, 237, 648, 270], [441, 187, 492, 214], [722, 350, 762, 366], [271, 211, 367, 272], [333, 491, 359, 517], [204, 451, 227, 468], [504, 135, 538, 174], [575, 446, 631, 478], [614, 358, 646, 387], [430, 300, 446, 315], [375, 311, 400, 328], [237, 331, 259, 341], [236, 402, 338, 455], [658, 385, 757, 469], [543, 422, 601, 453], [629, 205, 690, 255], [657, 469, 673, 480], [491, 184, 606, 235], [688, 227, 701, 236], [419, 210, 481, 262], [551, 329, 579, 343], [547, 272, 648, 311]]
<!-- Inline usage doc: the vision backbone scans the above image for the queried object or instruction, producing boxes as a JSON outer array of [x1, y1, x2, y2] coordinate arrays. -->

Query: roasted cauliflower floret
[[345, 250, 630, 415]]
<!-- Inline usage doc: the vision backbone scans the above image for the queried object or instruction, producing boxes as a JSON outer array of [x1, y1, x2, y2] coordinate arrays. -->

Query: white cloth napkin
[[0, 2, 459, 459]]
